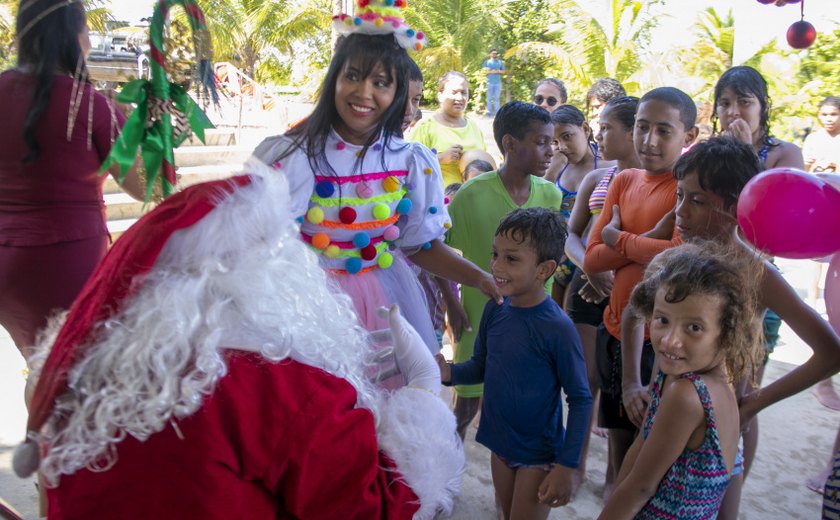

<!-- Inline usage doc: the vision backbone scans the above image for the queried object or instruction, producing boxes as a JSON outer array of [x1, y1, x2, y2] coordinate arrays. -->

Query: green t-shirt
[[445, 170, 564, 397], [409, 116, 486, 188]]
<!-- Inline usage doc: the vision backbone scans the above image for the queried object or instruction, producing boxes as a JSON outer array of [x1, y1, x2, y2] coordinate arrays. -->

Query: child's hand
[[601, 205, 622, 248], [723, 118, 752, 145], [643, 208, 676, 240], [622, 382, 651, 428], [435, 353, 452, 383], [581, 270, 614, 299], [538, 465, 577, 507]]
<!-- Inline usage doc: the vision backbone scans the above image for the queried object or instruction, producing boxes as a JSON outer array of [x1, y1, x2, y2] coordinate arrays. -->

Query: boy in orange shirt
[[583, 87, 697, 497]]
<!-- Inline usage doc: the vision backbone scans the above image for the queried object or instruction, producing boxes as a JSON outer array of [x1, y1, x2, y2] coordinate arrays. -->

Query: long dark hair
[[17, 0, 88, 164], [712, 66, 772, 145], [283, 33, 411, 176]]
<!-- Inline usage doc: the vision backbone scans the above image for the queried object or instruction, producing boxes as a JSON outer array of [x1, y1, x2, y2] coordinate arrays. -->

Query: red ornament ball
[[339, 207, 357, 224], [787, 20, 816, 49]]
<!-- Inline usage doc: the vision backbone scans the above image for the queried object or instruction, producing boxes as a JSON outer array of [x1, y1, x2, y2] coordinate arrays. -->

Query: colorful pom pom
[[339, 207, 357, 224], [353, 17, 362, 26], [444, 197, 450, 204], [431, 148, 437, 154], [307, 207, 325, 224], [414, 42, 422, 51], [272, 161, 282, 169], [325, 245, 341, 258], [416, 32, 424, 39], [392, 21, 400, 28], [385, 0, 394, 5], [378, 252, 394, 269], [295, 216, 304, 224], [315, 181, 335, 198], [444, 221, 452, 229], [383, 176, 400, 193], [422, 241, 432, 250], [352, 232, 371, 248], [312, 233, 330, 249], [344, 17, 353, 26], [346, 257, 363, 274], [423, 167, 432, 175], [406, 28, 415, 37], [361, 244, 377, 261], [337, 141, 347, 150], [396, 198, 413, 214], [429, 206, 438, 214], [407, 182, 416, 190], [383, 225, 401, 241], [374, 18, 384, 27], [373, 143, 382, 151], [356, 184, 374, 199], [373, 203, 391, 220]]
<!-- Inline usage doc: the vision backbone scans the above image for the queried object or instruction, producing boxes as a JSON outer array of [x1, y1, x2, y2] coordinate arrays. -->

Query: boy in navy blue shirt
[[437, 208, 592, 518]]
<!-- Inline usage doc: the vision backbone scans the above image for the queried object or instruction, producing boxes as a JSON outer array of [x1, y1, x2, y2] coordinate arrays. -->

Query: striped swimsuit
[[588, 165, 619, 216], [637, 371, 731, 519]]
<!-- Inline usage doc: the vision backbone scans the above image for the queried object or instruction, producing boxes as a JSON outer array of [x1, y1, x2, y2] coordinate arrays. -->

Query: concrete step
[[104, 192, 147, 221], [107, 217, 139, 242], [182, 128, 237, 147], [173, 144, 253, 168]]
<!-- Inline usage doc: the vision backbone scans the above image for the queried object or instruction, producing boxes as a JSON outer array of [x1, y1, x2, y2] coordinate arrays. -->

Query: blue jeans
[[486, 82, 501, 116]]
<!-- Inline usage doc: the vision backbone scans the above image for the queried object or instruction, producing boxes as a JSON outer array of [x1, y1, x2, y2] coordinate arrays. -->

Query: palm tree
[[404, 0, 506, 81], [506, 0, 662, 95]]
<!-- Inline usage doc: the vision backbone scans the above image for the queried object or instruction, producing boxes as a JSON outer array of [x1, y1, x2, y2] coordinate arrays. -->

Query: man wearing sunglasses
[[482, 49, 505, 118]]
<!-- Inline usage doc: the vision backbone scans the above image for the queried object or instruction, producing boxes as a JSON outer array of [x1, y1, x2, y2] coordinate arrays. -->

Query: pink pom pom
[[383, 225, 401, 241], [416, 32, 424, 40]]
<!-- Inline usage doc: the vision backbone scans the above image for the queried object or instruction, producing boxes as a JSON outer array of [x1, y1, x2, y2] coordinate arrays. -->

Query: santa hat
[[13, 173, 254, 478]]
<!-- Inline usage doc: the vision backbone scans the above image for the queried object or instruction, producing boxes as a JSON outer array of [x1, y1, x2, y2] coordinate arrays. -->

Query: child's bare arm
[[433, 276, 470, 342], [740, 264, 840, 423], [601, 205, 681, 265], [599, 379, 705, 519], [620, 307, 650, 428], [538, 465, 576, 507], [565, 169, 602, 270]]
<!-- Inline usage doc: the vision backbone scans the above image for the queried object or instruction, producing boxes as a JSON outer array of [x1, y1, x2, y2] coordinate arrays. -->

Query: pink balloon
[[826, 254, 840, 335], [737, 168, 840, 259]]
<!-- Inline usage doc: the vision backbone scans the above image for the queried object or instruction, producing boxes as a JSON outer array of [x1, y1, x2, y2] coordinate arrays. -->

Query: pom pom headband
[[332, 0, 426, 51]]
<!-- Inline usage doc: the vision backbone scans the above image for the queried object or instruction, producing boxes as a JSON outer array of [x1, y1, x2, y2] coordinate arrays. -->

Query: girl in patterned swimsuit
[[599, 242, 764, 520]]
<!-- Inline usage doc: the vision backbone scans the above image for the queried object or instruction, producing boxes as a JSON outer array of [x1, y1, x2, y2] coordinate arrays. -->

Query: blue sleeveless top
[[636, 371, 731, 519], [557, 142, 599, 218]]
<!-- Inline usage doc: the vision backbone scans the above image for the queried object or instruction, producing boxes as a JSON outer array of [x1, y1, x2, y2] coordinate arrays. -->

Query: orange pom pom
[[312, 233, 330, 249]]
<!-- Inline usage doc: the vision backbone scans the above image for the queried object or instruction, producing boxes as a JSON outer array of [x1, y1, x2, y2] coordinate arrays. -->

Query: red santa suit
[[15, 162, 464, 520]]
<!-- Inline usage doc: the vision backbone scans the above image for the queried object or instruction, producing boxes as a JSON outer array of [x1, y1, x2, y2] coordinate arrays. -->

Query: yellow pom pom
[[344, 17, 353, 26], [444, 221, 451, 229], [312, 233, 330, 249], [307, 207, 325, 225], [375, 18, 384, 27], [383, 176, 400, 193], [324, 245, 341, 258], [423, 167, 432, 175], [378, 252, 394, 269]]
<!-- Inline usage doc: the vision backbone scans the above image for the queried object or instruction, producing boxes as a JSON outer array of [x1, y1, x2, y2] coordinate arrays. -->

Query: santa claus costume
[[14, 160, 464, 519]]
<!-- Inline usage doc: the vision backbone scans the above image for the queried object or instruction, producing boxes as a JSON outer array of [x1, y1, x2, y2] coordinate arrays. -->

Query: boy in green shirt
[[445, 101, 564, 439]]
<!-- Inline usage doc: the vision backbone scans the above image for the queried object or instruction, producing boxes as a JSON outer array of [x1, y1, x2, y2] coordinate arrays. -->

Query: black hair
[[493, 101, 551, 155], [819, 96, 840, 111], [586, 78, 626, 109], [444, 183, 462, 198], [17, 0, 88, 164], [551, 104, 595, 146], [495, 208, 567, 265], [463, 159, 494, 175], [436, 70, 468, 92], [282, 33, 411, 176], [673, 135, 760, 209], [639, 86, 697, 132], [712, 66, 771, 143], [534, 78, 568, 105], [407, 58, 423, 83], [602, 95, 640, 130]]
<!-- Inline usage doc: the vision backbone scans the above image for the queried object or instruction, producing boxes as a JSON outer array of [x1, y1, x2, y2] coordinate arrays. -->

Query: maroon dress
[[0, 70, 124, 357]]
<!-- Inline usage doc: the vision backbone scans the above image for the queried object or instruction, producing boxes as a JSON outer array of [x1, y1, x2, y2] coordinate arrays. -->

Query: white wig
[[38, 160, 380, 484]]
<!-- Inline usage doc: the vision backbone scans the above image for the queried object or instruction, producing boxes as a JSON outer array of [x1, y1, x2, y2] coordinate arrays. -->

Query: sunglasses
[[534, 95, 559, 107]]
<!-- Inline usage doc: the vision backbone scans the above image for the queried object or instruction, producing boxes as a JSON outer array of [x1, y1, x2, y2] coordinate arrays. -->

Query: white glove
[[377, 305, 440, 393]]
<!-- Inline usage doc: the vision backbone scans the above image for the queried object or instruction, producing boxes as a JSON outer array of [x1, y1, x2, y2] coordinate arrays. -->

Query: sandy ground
[[0, 258, 837, 519]]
